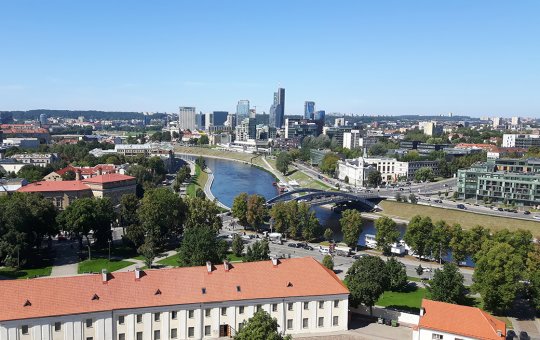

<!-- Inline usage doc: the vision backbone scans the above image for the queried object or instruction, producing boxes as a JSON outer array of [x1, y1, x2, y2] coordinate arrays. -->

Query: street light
[[108, 240, 111, 262]]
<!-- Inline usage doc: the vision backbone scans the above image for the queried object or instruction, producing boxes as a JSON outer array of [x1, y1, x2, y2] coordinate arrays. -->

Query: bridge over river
[[266, 188, 381, 210]]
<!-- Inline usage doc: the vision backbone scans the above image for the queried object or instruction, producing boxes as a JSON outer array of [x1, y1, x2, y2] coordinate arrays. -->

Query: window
[[136, 332, 143, 340], [136, 314, 143, 323], [238, 322, 244, 331], [318, 301, 324, 309], [432, 335, 444, 340], [239, 306, 244, 314], [303, 318, 309, 329], [288, 302, 294, 311], [272, 303, 278, 312], [188, 327, 195, 338], [221, 307, 227, 316], [188, 310, 194, 318], [287, 319, 293, 330], [333, 316, 339, 326], [205, 308, 211, 317], [171, 328, 177, 339], [86, 319, 93, 328], [334, 300, 339, 308], [21, 325, 29, 334], [54, 322, 61, 331], [318, 317, 324, 327], [154, 330, 160, 340], [303, 302, 309, 310], [205, 325, 211, 336], [171, 311, 177, 319], [256, 304, 262, 312], [154, 312, 160, 322], [118, 315, 125, 324], [119, 334, 125, 340], [86, 338, 93, 340]]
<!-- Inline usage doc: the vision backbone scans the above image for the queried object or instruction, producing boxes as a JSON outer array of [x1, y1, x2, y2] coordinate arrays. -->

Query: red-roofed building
[[414, 299, 505, 340], [455, 143, 498, 152], [0, 257, 349, 339], [44, 164, 118, 181], [0, 124, 50, 144]]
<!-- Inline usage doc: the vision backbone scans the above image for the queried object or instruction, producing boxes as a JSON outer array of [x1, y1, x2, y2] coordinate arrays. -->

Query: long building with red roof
[[0, 257, 349, 339]]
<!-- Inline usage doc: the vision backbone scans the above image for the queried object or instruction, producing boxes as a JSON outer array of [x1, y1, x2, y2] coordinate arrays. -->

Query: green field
[[379, 201, 540, 235], [226, 253, 244, 262], [186, 164, 208, 197], [78, 259, 133, 274], [174, 146, 268, 168], [265, 159, 332, 190], [157, 253, 180, 267], [376, 286, 428, 313], [0, 266, 53, 279]]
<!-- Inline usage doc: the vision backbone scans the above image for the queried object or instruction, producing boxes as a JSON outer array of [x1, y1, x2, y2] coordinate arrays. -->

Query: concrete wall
[[351, 306, 420, 327]]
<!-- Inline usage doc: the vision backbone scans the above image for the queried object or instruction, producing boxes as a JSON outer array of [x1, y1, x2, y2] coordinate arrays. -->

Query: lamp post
[[108, 240, 111, 262], [88, 245, 91, 261]]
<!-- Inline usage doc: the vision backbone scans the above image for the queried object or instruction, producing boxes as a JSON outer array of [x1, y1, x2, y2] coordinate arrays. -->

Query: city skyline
[[0, 1, 539, 117]]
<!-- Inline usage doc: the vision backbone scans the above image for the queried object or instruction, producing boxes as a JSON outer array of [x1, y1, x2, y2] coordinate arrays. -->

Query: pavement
[[509, 299, 540, 339], [50, 239, 79, 277]]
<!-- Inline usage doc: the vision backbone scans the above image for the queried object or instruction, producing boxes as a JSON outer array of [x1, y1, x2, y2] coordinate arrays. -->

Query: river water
[[206, 157, 473, 265]]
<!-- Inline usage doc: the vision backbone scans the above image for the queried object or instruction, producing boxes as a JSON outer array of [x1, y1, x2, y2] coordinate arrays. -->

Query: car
[[319, 248, 330, 254], [534, 215, 540, 220], [287, 243, 297, 248], [399, 188, 404, 191], [474, 203, 479, 206], [456, 204, 466, 209], [519, 331, 530, 340], [524, 211, 531, 215], [352, 253, 370, 259], [423, 268, 432, 272], [303, 245, 314, 251], [498, 207, 504, 211], [296, 242, 308, 248]]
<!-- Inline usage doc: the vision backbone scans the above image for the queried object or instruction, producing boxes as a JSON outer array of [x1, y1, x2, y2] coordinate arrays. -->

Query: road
[[220, 215, 474, 286]]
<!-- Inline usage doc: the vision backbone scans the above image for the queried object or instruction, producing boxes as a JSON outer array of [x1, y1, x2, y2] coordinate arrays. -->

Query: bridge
[[267, 188, 381, 210]]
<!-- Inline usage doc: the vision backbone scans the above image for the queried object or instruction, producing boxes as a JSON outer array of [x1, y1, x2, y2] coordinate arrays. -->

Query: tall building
[[225, 114, 236, 128], [423, 122, 443, 136], [511, 116, 521, 126], [492, 117, 502, 128], [195, 112, 206, 130], [212, 111, 228, 126], [39, 113, 47, 127], [502, 134, 540, 148], [178, 107, 196, 131], [314, 110, 326, 122], [269, 88, 285, 128], [304, 101, 315, 120], [236, 100, 250, 122]]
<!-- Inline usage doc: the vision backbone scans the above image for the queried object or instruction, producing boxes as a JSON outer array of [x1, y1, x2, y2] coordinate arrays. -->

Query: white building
[[10, 153, 57, 167], [337, 157, 376, 187], [0, 257, 349, 340], [502, 133, 540, 148], [413, 299, 505, 340], [492, 117, 502, 128], [178, 107, 196, 131], [342, 131, 377, 150], [420, 122, 442, 136]]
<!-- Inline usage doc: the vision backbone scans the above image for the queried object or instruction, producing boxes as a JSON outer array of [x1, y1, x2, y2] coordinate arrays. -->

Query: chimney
[[206, 261, 212, 273], [101, 269, 108, 283], [223, 261, 230, 272], [97, 167, 102, 176], [75, 170, 81, 181], [420, 307, 425, 316], [496, 330, 502, 337], [271, 257, 278, 267], [135, 267, 142, 280]]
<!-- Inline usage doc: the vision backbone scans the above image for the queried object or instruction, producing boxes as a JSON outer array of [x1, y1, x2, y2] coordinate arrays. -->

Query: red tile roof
[[17, 180, 91, 193], [0, 257, 348, 322], [82, 173, 134, 184], [455, 143, 498, 152], [419, 299, 505, 340], [56, 164, 117, 176]]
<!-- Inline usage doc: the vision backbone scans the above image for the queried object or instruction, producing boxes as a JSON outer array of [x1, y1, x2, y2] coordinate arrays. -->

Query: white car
[[319, 248, 330, 255], [533, 215, 540, 220]]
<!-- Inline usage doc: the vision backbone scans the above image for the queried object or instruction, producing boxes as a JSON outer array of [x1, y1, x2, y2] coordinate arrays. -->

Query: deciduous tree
[[429, 262, 466, 304], [246, 195, 267, 231], [177, 226, 227, 267], [404, 215, 433, 259], [232, 234, 244, 257], [386, 257, 408, 292], [276, 152, 291, 175], [340, 209, 363, 248], [244, 240, 270, 262], [345, 256, 389, 315], [235, 310, 291, 340], [375, 216, 400, 255], [232, 193, 249, 226], [322, 255, 334, 270], [184, 196, 222, 232]]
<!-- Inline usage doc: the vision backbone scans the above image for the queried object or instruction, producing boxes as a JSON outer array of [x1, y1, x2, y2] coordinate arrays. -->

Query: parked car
[[287, 243, 297, 248], [456, 204, 466, 209], [296, 242, 308, 248], [524, 211, 531, 215], [303, 245, 314, 251], [519, 331, 530, 340], [352, 253, 370, 260]]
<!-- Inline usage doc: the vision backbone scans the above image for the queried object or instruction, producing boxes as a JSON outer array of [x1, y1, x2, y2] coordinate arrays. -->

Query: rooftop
[[82, 173, 134, 184], [0, 257, 348, 322], [17, 180, 92, 193], [419, 299, 505, 340]]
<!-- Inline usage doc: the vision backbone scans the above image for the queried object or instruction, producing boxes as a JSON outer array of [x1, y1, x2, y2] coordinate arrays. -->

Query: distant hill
[[2, 109, 168, 121]]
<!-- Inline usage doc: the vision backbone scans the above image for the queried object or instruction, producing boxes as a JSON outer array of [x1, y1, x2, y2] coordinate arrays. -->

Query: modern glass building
[[212, 111, 229, 126], [236, 100, 250, 119], [314, 110, 326, 122], [304, 101, 315, 120], [270, 88, 285, 128]]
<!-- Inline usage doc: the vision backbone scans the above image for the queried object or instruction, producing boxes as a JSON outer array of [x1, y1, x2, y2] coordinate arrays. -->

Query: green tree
[[367, 170, 382, 188], [340, 209, 363, 248], [528, 269, 540, 311], [61, 170, 76, 180], [414, 167, 434, 182], [429, 262, 466, 304], [408, 193, 418, 204], [198, 135, 209, 145], [368, 143, 388, 156], [232, 193, 249, 226], [404, 215, 433, 259], [119, 193, 139, 229], [345, 255, 389, 315], [177, 226, 227, 267], [232, 234, 244, 257], [429, 220, 452, 263], [138, 237, 156, 268], [466, 225, 491, 261], [322, 255, 334, 270], [386, 257, 408, 292], [246, 194, 267, 231], [449, 224, 469, 265], [298, 202, 320, 241], [184, 196, 222, 232], [276, 152, 291, 175], [195, 156, 206, 170], [375, 216, 400, 255], [17, 165, 50, 182], [244, 240, 270, 262], [319, 152, 340, 175], [416, 264, 424, 276], [235, 310, 291, 340], [324, 228, 334, 242], [472, 241, 524, 313], [269, 202, 288, 234]]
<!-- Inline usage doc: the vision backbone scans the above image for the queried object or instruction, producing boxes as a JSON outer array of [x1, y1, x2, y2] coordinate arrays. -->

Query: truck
[[334, 245, 352, 257], [263, 232, 283, 245]]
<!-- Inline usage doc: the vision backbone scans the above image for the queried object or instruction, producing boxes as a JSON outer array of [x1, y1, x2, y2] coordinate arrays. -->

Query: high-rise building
[[196, 112, 206, 130], [39, 113, 47, 127], [304, 101, 315, 120], [225, 114, 237, 128], [212, 111, 228, 126], [236, 100, 250, 122], [511, 116, 521, 126], [178, 107, 196, 131], [314, 110, 326, 122], [492, 117, 502, 128], [269, 88, 285, 128]]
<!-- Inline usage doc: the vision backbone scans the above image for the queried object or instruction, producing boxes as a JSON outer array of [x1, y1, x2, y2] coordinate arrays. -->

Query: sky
[[0, 1, 539, 117]]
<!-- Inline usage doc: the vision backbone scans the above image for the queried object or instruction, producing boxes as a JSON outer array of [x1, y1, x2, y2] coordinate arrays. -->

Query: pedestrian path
[[113, 250, 178, 272], [50, 240, 79, 277]]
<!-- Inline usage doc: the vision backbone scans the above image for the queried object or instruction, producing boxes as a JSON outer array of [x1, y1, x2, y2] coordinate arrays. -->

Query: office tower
[[178, 107, 197, 131], [204, 112, 213, 130], [492, 117, 502, 128], [249, 108, 257, 119], [195, 112, 206, 130], [236, 100, 250, 123], [511, 116, 520, 126], [212, 111, 228, 126], [304, 101, 315, 120], [39, 113, 48, 126], [314, 110, 326, 122], [226, 114, 237, 128], [269, 88, 285, 128]]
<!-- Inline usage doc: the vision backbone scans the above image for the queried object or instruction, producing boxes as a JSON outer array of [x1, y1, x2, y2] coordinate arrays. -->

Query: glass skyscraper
[[304, 101, 315, 120], [236, 100, 250, 121], [314, 110, 326, 122], [270, 87, 285, 128]]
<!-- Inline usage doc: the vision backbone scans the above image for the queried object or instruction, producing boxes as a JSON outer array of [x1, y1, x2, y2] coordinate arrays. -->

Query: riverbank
[[185, 164, 208, 197], [203, 169, 230, 210]]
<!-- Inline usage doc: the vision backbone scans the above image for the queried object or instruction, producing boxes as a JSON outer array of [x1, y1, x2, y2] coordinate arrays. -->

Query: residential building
[[413, 299, 505, 340], [269, 88, 285, 128], [502, 133, 540, 148], [235, 118, 257, 142], [492, 117, 503, 128], [44, 164, 119, 181], [487, 147, 527, 160], [10, 153, 57, 167], [304, 101, 315, 120], [82, 173, 137, 204], [342, 132, 377, 150], [0, 257, 348, 340], [511, 116, 520, 126], [2, 138, 40, 149], [0, 178, 29, 196], [0, 124, 50, 144], [178, 107, 196, 131], [225, 114, 236, 128], [284, 119, 319, 139], [323, 126, 352, 147], [421, 121, 443, 136], [0, 159, 27, 174]]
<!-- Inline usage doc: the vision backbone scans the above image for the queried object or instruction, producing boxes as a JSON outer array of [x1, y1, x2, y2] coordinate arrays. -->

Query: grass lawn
[[186, 164, 208, 197], [174, 146, 268, 168], [157, 253, 180, 267], [78, 259, 133, 274], [379, 200, 540, 234], [407, 276, 422, 282], [0, 266, 53, 279], [226, 253, 244, 262], [376, 286, 428, 313]]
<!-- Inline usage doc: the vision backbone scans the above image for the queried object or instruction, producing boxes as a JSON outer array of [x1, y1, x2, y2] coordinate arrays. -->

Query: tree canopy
[[429, 262, 466, 304], [345, 256, 389, 314], [235, 310, 291, 340], [374, 216, 400, 255], [340, 209, 363, 248]]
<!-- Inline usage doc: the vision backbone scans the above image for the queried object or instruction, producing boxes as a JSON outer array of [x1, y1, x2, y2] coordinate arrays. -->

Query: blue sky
[[0, 1, 539, 117]]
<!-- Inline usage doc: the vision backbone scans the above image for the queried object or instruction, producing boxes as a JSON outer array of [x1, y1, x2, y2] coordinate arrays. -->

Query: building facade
[[269, 88, 285, 128], [502, 133, 540, 148], [0, 258, 349, 340], [10, 153, 57, 167], [304, 101, 315, 120], [178, 107, 197, 131], [235, 100, 250, 121], [284, 119, 319, 139]]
